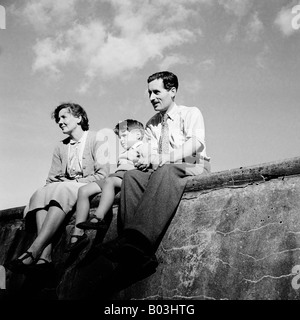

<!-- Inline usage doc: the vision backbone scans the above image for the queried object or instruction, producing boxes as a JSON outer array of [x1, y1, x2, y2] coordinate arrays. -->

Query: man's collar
[[160, 103, 178, 121]]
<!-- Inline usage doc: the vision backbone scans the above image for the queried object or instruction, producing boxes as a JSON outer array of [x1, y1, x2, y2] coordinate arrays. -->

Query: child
[[65, 119, 146, 252]]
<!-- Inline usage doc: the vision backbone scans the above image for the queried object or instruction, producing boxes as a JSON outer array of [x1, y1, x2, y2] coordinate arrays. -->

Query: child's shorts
[[94, 170, 127, 189]]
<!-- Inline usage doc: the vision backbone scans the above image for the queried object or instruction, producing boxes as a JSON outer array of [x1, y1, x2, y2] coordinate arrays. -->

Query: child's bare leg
[[93, 176, 122, 221], [71, 182, 101, 242]]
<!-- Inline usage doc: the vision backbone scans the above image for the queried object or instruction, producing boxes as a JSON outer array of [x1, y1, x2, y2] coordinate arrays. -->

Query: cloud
[[21, 0, 78, 33], [224, 22, 239, 43], [32, 36, 73, 77], [111, 0, 197, 31], [275, 3, 299, 37], [87, 28, 195, 78], [77, 79, 93, 95], [21, 0, 202, 91], [197, 59, 215, 71], [218, 0, 253, 18], [158, 54, 192, 70], [218, 0, 258, 43], [220, 2, 264, 43], [182, 78, 202, 95], [246, 11, 264, 42], [256, 44, 270, 69]]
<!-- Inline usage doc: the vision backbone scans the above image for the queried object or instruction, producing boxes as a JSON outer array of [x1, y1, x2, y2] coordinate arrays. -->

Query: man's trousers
[[118, 161, 211, 250]]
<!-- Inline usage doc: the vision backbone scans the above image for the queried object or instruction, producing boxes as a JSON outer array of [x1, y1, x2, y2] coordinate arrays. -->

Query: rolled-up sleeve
[[185, 107, 206, 147], [144, 125, 159, 155]]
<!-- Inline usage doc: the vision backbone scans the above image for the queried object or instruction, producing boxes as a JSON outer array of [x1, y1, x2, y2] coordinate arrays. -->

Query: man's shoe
[[97, 230, 153, 263], [96, 235, 128, 262], [108, 254, 159, 292], [119, 243, 150, 263]]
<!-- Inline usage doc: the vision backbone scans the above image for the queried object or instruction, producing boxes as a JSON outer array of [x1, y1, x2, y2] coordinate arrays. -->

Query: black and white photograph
[[0, 0, 300, 310]]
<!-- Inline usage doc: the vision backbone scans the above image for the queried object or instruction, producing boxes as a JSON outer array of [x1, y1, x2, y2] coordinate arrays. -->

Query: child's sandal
[[76, 214, 108, 230]]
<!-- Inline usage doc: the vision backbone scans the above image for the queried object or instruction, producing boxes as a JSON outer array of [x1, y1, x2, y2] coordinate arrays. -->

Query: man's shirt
[[145, 103, 210, 164]]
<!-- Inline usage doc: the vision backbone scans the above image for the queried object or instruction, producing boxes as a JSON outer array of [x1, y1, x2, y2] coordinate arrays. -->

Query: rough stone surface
[[122, 176, 300, 300], [1, 157, 300, 300]]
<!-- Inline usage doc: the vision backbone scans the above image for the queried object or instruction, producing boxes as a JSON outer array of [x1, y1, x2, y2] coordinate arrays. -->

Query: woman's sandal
[[64, 233, 89, 252], [76, 214, 108, 230], [4, 251, 36, 274]]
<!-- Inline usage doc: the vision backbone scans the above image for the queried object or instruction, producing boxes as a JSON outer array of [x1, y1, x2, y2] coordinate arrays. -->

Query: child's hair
[[113, 119, 144, 140]]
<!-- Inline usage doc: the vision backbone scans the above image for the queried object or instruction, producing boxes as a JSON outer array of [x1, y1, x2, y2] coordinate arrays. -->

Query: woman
[[5, 102, 110, 273]]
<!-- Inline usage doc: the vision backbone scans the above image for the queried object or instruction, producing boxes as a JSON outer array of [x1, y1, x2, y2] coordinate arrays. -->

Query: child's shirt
[[116, 141, 147, 172]]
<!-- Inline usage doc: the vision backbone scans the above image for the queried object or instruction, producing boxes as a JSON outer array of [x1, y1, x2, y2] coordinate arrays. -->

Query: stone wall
[[1, 157, 300, 300]]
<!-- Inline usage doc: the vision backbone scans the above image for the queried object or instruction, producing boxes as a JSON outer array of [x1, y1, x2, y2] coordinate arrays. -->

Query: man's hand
[[158, 153, 171, 167], [54, 174, 68, 182], [135, 153, 172, 171], [150, 154, 171, 170]]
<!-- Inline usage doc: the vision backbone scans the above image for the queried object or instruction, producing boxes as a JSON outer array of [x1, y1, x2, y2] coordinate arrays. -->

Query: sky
[[0, 0, 299, 210]]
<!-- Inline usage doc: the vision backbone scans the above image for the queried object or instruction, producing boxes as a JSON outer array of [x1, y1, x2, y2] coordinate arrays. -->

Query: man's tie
[[158, 113, 169, 154]]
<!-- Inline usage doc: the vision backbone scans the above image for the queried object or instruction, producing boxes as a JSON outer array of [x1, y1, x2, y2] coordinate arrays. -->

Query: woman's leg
[[70, 182, 101, 241], [36, 209, 52, 264], [19, 206, 66, 264]]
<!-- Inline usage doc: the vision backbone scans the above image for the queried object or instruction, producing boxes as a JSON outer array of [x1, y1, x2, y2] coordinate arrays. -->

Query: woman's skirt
[[24, 181, 86, 230]]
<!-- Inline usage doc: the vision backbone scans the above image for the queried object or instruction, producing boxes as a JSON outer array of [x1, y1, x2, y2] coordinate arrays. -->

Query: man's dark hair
[[114, 119, 144, 139], [51, 102, 89, 131], [147, 71, 179, 91]]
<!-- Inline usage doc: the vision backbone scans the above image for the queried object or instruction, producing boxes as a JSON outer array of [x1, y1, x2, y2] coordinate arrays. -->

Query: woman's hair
[[113, 119, 144, 139], [51, 102, 89, 131], [147, 71, 178, 91]]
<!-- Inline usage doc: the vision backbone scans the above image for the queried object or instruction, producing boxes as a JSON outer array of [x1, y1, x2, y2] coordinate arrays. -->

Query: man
[[99, 71, 211, 268]]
